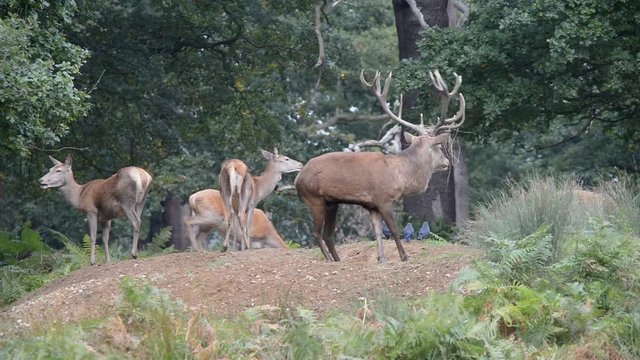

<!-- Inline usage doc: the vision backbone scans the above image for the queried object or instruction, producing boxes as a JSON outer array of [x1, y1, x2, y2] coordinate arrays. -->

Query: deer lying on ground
[[295, 70, 465, 262], [184, 189, 288, 251], [39, 155, 153, 265], [219, 149, 303, 251]]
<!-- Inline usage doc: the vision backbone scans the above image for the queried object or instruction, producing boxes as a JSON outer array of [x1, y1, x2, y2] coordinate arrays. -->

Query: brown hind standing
[[219, 149, 303, 251], [39, 155, 153, 265], [184, 189, 288, 251], [295, 70, 465, 262]]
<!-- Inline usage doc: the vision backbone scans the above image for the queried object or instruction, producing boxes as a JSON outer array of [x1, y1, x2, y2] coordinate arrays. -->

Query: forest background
[[1, 0, 638, 249]]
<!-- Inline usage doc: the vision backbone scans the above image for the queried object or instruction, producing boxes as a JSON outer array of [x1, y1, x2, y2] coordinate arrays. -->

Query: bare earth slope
[[1, 241, 481, 332]]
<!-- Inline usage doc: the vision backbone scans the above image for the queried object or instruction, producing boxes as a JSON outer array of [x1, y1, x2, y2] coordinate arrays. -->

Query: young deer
[[39, 155, 153, 265], [219, 149, 303, 251], [184, 189, 288, 251], [295, 70, 465, 262]]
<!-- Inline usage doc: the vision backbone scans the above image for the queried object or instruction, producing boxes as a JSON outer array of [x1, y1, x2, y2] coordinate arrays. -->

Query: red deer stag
[[39, 155, 153, 265], [219, 149, 303, 251], [184, 189, 288, 251], [295, 70, 465, 262]]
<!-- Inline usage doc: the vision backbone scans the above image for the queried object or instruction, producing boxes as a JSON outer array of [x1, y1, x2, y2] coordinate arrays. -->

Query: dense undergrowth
[[0, 225, 173, 307], [1, 177, 639, 359]]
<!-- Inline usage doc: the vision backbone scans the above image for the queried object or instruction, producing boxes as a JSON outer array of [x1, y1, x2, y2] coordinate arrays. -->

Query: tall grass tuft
[[601, 178, 640, 236], [466, 176, 610, 261]]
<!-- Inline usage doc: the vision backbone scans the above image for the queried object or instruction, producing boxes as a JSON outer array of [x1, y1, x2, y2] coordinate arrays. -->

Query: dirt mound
[[1, 241, 481, 332]]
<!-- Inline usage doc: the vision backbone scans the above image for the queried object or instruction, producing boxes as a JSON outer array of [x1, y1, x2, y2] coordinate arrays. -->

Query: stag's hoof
[[377, 256, 388, 263], [132, 254, 137, 259]]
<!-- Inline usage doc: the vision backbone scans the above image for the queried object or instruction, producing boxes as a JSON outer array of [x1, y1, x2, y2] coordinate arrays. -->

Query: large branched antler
[[360, 70, 429, 135], [429, 70, 466, 135], [361, 69, 465, 136]]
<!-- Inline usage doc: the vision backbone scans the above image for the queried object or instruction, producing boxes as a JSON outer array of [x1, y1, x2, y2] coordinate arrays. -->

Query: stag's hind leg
[[323, 203, 340, 261], [303, 197, 334, 261]]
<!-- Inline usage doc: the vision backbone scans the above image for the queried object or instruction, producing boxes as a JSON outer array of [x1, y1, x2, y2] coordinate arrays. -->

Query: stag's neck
[[252, 162, 282, 202], [59, 176, 84, 210], [395, 142, 437, 195]]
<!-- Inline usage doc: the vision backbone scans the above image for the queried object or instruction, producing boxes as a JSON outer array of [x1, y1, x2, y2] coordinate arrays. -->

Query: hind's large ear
[[261, 149, 274, 160], [49, 155, 62, 165], [64, 154, 73, 168]]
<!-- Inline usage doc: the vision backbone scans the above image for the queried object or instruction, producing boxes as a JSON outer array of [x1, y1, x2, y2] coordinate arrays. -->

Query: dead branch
[[313, 0, 327, 88], [447, 0, 469, 28], [405, 0, 428, 29], [318, 113, 390, 130]]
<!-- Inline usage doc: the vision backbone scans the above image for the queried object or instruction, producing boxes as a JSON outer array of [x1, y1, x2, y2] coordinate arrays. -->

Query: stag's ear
[[49, 155, 62, 165], [403, 132, 417, 145], [64, 154, 73, 168], [430, 134, 449, 146], [261, 149, 274, 160]]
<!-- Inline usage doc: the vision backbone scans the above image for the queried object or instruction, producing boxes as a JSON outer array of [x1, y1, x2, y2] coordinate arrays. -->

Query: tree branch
[[313, 0, 327, 88], [447, 0, 469, 28], [317, 113, 390, 130], [405, 0, 428, 29]]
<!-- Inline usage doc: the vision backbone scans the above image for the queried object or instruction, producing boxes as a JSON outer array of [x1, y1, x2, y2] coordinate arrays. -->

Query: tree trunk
[[392, 0, 469, 226], [161, 192, 191, 250]]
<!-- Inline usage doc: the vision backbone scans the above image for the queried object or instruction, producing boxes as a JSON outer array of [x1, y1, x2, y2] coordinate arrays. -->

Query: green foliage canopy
[[0, 1, 89, 158], [401, 0, 640, 176]]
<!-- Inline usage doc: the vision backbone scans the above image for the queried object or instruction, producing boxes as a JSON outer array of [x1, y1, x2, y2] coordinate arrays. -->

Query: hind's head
[[261, 148, 304, 174], [40, 155, 73, 190]]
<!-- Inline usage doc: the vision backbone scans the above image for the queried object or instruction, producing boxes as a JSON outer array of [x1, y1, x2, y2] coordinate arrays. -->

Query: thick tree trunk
[[393, 0, 449, 59], [161, 192, 191, 250], [392, 0, 469, 226]]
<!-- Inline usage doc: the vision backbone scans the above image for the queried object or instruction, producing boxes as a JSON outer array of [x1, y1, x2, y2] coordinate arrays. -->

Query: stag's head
[[403, 132, 451, 171], [40, 155, 73, 190], [261, 148, 304, 174]]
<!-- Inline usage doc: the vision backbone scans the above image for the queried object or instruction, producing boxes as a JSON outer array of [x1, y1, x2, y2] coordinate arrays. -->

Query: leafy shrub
[[0, 324, 99, 360], [117, 277, 189, 359]]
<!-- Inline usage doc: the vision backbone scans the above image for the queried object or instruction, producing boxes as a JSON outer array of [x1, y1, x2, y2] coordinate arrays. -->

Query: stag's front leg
[[87, 213, 99, 265], [380, 207, 408, 262], [102, 220, 112, 263]]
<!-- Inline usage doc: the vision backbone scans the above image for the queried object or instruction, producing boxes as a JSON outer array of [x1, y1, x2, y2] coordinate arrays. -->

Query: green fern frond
[[147, 226, 172, 254], [48, 229, 102, 266]]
